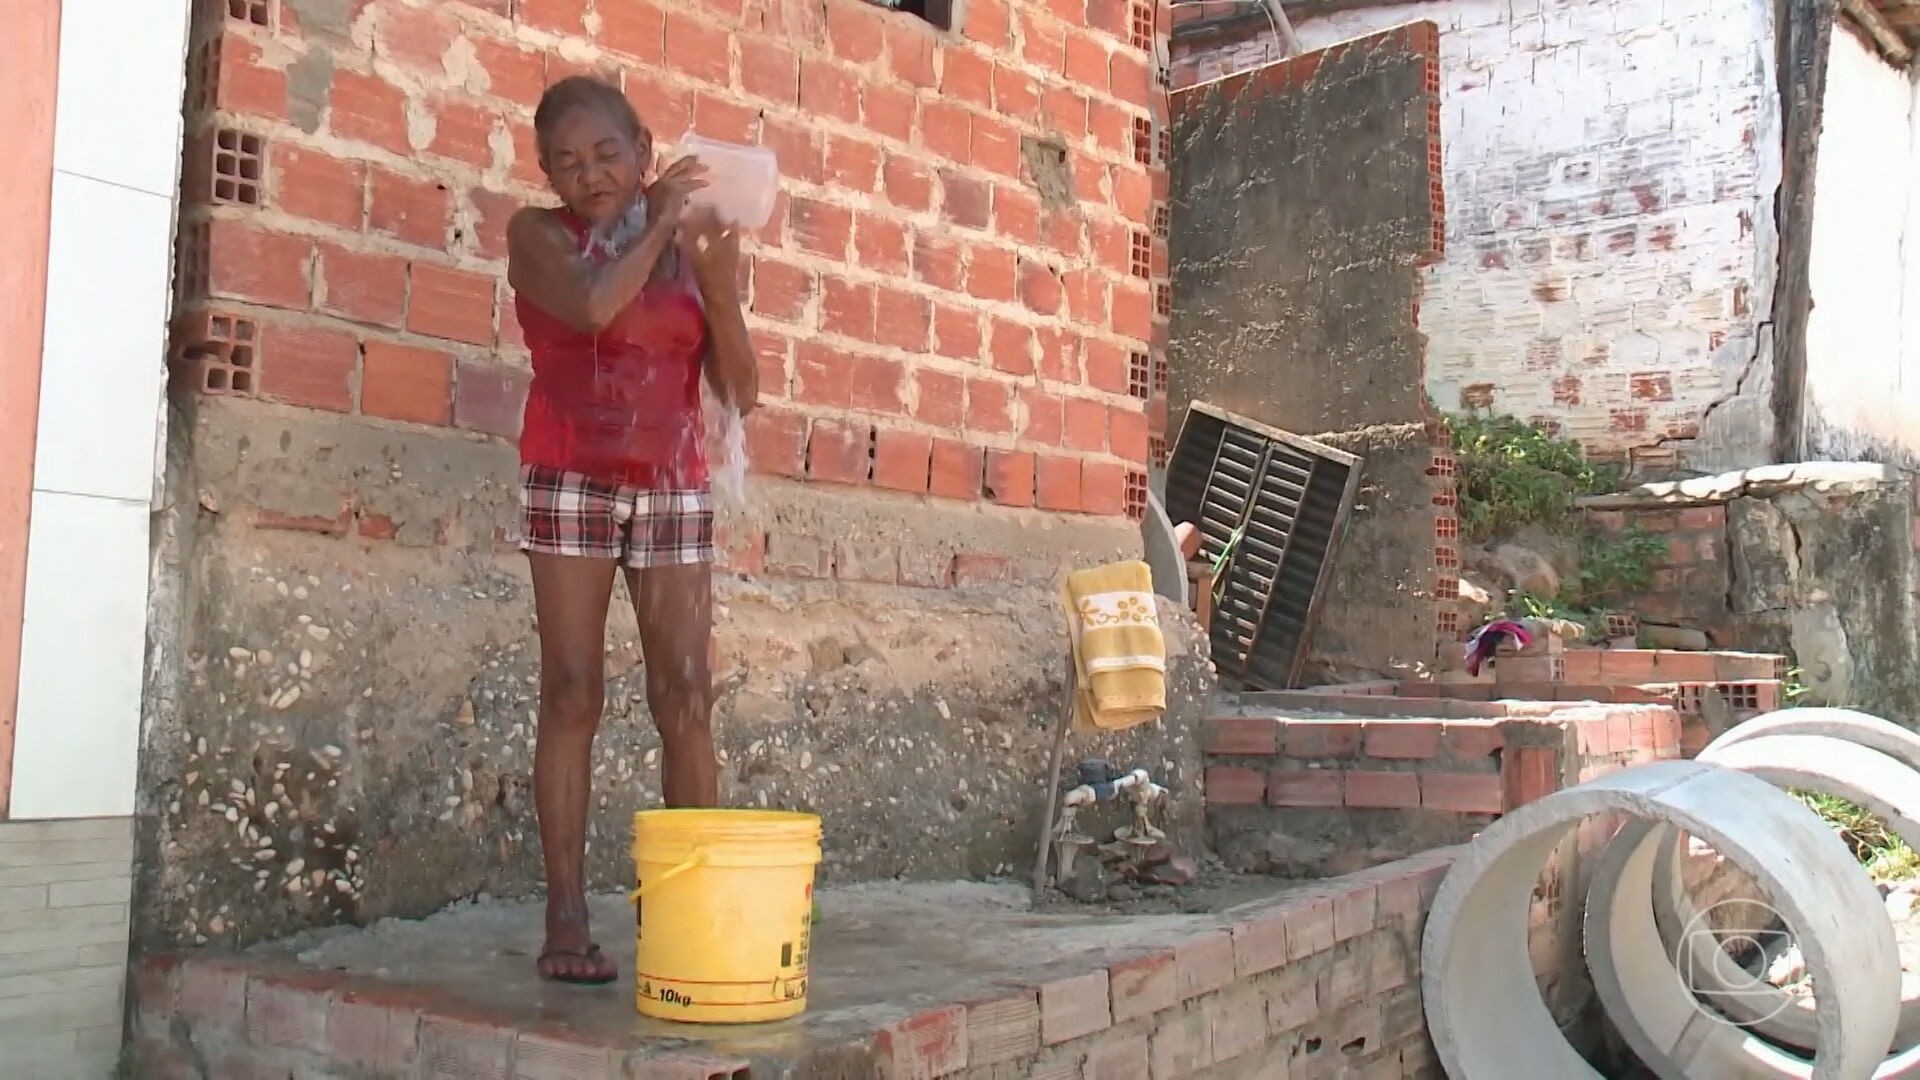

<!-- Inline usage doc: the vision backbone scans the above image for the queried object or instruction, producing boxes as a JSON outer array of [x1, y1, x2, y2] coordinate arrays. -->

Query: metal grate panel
[[1165, 403, 1363, 690]]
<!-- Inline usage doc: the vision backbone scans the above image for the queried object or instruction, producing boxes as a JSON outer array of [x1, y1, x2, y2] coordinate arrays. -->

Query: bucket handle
[[629, 849, 706, 903]]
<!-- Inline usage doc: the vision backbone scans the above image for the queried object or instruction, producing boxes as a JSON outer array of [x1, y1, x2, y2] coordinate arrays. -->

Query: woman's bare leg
[[626, 562, 718, 807], [530, 553, 620, 981]]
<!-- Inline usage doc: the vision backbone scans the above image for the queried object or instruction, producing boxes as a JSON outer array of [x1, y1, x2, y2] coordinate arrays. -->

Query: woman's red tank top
[[515, 209, 709, 489]]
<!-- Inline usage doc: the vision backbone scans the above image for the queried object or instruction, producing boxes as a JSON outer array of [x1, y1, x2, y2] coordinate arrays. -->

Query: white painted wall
[[1189, 0, 1783, 470], [1803, 29, 1920, 464], [9, 0, 191, 820]]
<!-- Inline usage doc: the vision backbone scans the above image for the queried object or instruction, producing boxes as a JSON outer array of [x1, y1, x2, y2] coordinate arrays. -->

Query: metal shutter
[[1164, 403, 1363, 690]]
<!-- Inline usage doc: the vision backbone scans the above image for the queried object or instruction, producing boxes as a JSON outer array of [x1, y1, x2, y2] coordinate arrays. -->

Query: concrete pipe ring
[[1422, 760, 1897, 1080], [1708, 708, 1920, 776], [1623, 735, 1920, 1068]]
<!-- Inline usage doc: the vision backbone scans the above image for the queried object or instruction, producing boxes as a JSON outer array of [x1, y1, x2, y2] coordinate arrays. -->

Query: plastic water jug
[[677, 134, 778, 231]]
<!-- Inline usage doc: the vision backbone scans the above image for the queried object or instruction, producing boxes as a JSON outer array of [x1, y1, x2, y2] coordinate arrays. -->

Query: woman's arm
[[682, 214, 758, 415], [697, 282, 758, 416], [505, 157, 707, 334], [506, 209, 674, 334]]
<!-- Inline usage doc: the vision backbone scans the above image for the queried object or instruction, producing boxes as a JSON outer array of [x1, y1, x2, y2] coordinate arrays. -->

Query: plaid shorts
[[516, 466, 716, 568]]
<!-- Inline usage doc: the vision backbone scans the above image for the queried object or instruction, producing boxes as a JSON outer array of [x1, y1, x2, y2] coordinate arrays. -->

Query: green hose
[[1210, 524, 1244, 605]]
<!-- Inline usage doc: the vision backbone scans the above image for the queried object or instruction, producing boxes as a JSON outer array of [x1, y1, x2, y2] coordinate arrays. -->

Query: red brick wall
[[172, 0, 1165, 520], [1205, 714, 1508, 818], [1271, 652, 1786, 758], [1588, 505, 1733, 636], [1205, 702, 1681, 815], [1430, 422, 1463, 645], [1203, 698, 1683, 877]]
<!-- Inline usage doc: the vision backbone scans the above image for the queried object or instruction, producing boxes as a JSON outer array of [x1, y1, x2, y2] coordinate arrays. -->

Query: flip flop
[[537, 943, 617, 986]]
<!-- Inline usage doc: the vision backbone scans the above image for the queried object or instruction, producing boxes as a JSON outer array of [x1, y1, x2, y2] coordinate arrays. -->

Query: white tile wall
[[50, 0, 193, 199], [10, 492, 152, 821], [11, 0, 191, 820], [32, 172, 173, 504]]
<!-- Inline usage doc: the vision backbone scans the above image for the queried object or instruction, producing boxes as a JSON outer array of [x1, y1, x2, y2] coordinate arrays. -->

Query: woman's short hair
[[532, 75, 648, 160]]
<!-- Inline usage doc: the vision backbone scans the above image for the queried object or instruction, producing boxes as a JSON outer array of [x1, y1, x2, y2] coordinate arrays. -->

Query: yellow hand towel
[[1061, 560, 1166, 732]]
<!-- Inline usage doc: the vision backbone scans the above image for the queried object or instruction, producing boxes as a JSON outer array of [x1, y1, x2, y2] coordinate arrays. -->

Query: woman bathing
[[507, 76, 759, 985]]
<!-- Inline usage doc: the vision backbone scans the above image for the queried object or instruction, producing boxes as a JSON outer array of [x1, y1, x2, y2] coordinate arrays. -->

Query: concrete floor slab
[[262, 881, 1286, 1051], [134, 868, 1417, 1080]]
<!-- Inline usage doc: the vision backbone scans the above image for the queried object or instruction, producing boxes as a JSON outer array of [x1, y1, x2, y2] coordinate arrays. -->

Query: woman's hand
[[645, 156, 708, 232], [676, 207, 741, 294]]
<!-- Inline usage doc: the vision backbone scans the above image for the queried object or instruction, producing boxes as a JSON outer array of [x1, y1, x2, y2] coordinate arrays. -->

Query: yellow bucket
[[630, 809, 821, 1024]]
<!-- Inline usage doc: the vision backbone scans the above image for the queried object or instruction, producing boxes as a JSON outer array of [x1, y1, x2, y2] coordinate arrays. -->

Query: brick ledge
[[129, 849, 1460, 1079]]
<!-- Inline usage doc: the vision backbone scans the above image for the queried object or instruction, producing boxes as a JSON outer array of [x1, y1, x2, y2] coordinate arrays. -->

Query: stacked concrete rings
[[1422, 707, 1920, 1079]]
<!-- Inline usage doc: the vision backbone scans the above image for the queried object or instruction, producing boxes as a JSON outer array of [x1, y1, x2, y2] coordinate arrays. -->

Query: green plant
[[1794, 789, 1920, 882], [1498, 529, 1663, 640], [1450, 414, 1675, 629], [1501, 589, 1606, 643], [1510, 590, 1562, 620], [1783, 666, 1813, 704], [1446, 413, 1623, 539], [1562, 527, 1666, 610]]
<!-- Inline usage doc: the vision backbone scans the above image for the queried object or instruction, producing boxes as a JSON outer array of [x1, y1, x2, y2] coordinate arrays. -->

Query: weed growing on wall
[[1446, 412, 1665, 636], [1793, 789, 1920, 881], [1567, 527, 1666, 609], [1446, 413, 1621, 539], [1782, 666, 1813, 704]]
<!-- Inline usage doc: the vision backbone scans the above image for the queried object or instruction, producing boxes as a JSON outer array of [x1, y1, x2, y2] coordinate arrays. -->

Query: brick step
[[1251, 676, 1782, 719], [1200, 702, 1683, 883], [1202, 703, 1683, 814], [1493, 647, 1784, 685], [1563, 648, 1786, 682]]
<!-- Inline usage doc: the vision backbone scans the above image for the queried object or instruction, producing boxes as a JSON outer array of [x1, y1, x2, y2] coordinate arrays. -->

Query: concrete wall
[[1164, 27, 1451, 682], [1167, 24, 1441, 439], [141, 0, 1178, 948], [1303, 427, 1450, 683], [1174, 0, 1784, 474], [1803, 29, 1920, 466], [1587, 464, 1920, 723]]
